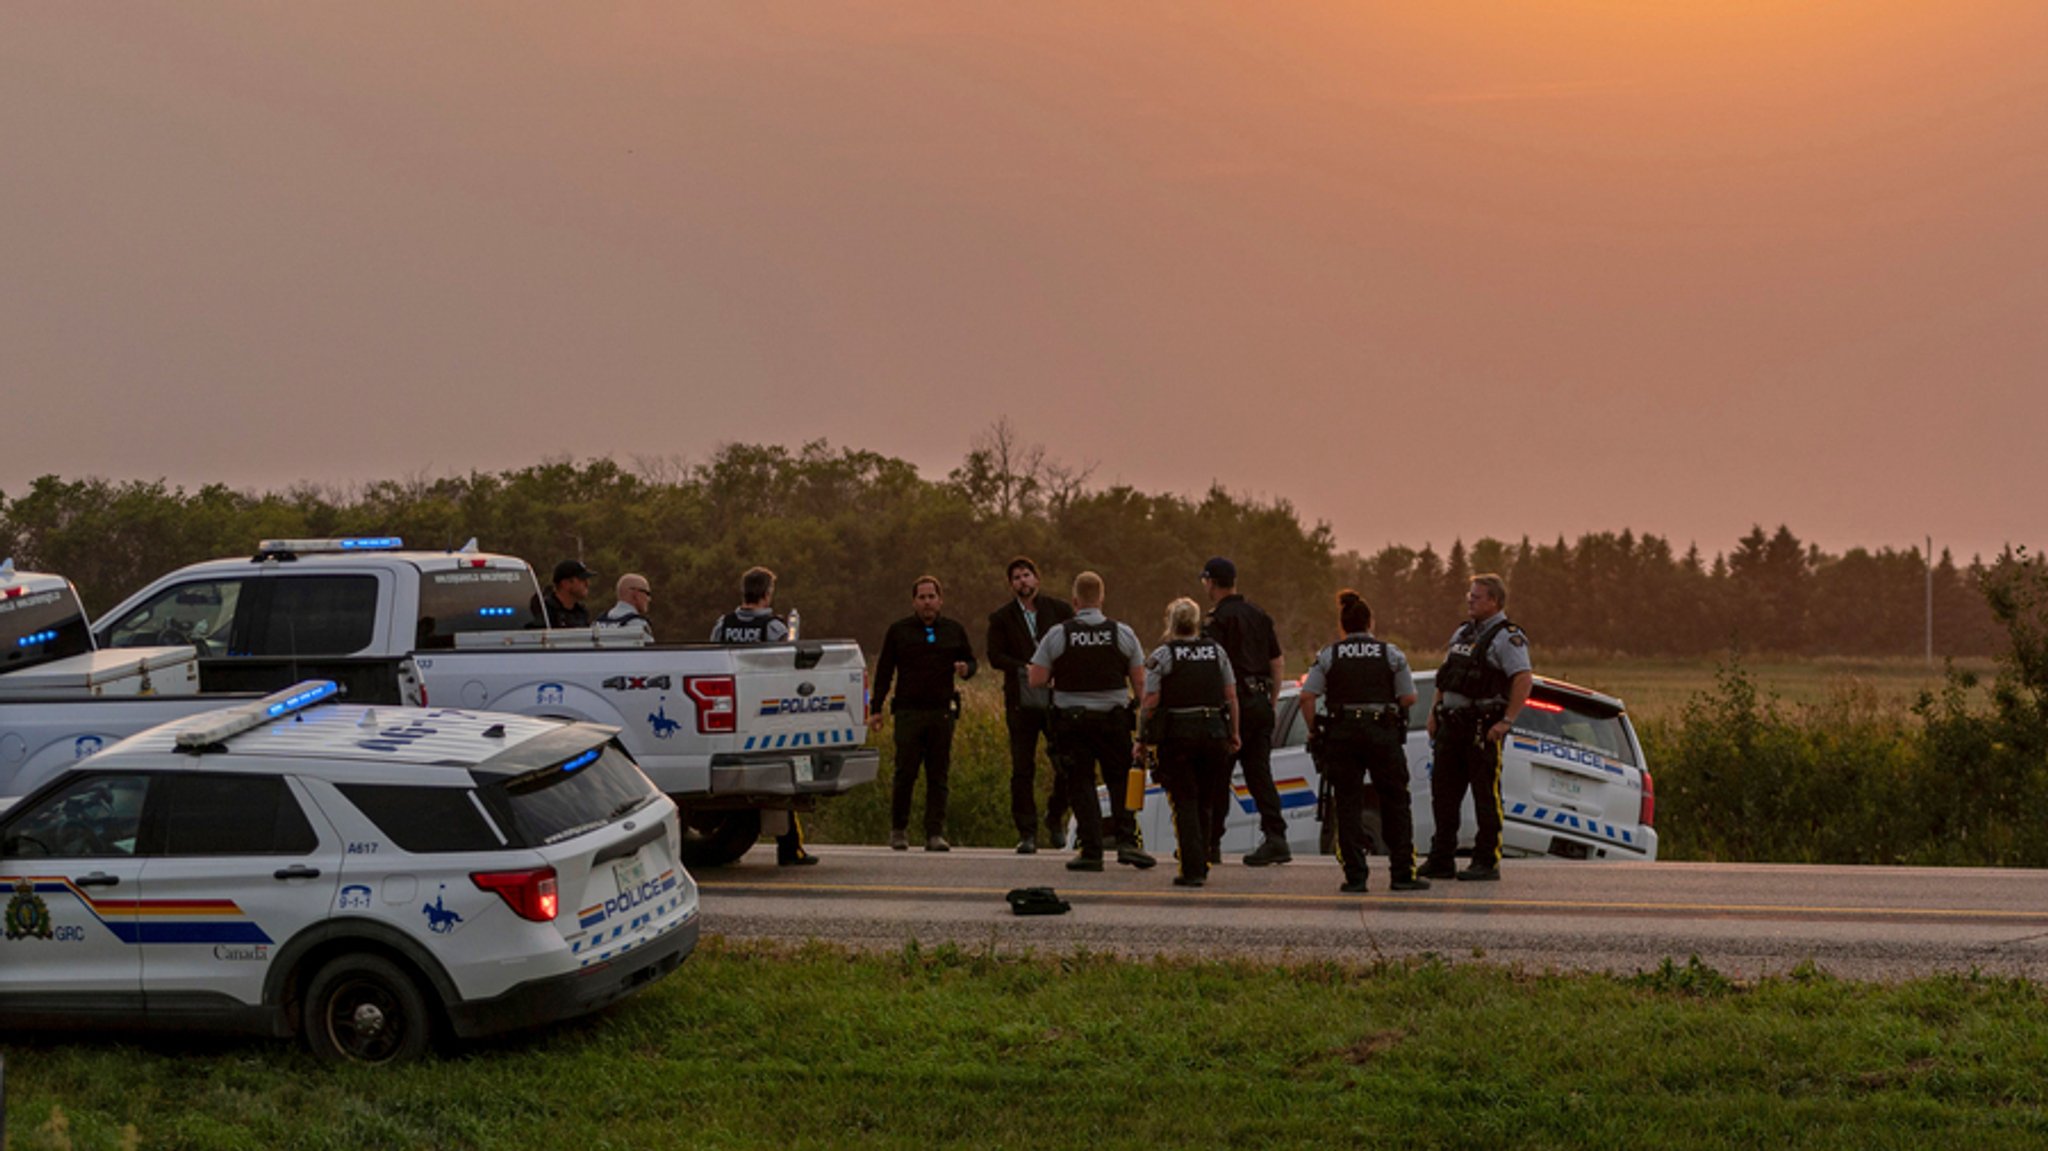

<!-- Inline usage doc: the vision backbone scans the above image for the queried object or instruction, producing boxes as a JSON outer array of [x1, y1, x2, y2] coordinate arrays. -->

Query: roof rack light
[[256, 537, 405, 556], [175, 679, 341, 751]]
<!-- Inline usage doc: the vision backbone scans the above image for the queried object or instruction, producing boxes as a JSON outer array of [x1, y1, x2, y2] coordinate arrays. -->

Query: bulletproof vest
[[716, 610, 784, 646], [1052, 617, 1128, 692], [1158, 639, 1228, 709], [1437, 618, 1513, 698], [1321, 635, 1397, 708]]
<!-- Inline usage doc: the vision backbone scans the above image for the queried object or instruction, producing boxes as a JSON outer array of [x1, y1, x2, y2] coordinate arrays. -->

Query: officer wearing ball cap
[[1200, 556, 1289, 866], [536, 559, 595, 629]]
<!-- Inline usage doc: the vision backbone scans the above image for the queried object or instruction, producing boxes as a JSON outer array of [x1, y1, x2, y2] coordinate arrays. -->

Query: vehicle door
[[138, 771, 341, 1011], [1405, 675, 1450, 850], [0, 772, 153, 1009], [98, 576, 253, 661]]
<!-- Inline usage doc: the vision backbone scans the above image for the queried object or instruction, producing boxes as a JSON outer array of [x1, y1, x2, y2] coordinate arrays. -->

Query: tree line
[[0, 422, 2024, 664]]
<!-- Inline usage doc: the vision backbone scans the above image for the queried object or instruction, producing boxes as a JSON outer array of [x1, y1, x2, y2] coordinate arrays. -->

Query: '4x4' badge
[[5, 877, 54, 941]]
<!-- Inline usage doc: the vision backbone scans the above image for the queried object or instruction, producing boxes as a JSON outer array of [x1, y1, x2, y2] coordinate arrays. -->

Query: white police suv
[[0, 681, 699, 1064]]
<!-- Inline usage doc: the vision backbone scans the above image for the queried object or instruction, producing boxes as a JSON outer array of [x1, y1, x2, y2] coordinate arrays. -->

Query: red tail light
[[471, 867, 559, 922], [1639, 770, 1656, 828], [685, 675, 737, 733]]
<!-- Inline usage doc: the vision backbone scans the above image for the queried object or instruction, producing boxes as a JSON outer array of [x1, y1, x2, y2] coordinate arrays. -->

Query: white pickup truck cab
[[0, 560, 198, 698], [1128, 670, 1659, 863], [1, 540, 878, 866]]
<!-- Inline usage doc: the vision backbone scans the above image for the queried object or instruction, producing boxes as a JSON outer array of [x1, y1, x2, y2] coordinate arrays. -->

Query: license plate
[[1544, 771, 1584, 799], [794, 756, 816, 784], [614, 853, 648, 895]]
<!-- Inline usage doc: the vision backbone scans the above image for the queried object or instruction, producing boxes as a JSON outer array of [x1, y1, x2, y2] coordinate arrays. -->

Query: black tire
[[303, 953, 434, 1066], [678, 807, 763, 868]]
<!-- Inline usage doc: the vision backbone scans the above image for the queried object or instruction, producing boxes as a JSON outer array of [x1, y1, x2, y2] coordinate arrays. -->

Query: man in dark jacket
[[536, 559, 595, 629], [868, 575, 978, 851], [985, 556, 1076, 854]]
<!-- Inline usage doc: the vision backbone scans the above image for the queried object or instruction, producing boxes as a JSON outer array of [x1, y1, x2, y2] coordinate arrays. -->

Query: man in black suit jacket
[[985, 556, 1077, 853]]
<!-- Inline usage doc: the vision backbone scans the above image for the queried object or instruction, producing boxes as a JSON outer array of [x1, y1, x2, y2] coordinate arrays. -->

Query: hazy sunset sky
[[6, 2, 2044, 562]]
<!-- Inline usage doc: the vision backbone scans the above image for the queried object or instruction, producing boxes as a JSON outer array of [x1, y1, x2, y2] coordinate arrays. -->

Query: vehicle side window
[[160, 774, 319, 856], [103, 580, 245, 655], [252, 576, 379, 656], [1, 774, 151, 859], [1408, 682, 1437, 730], [1275, 699, 1308, 748], [337, 784, 502, 853]]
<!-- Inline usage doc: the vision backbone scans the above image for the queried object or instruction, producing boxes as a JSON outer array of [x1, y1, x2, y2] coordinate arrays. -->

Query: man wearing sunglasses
[[868, 575, 978, 851]]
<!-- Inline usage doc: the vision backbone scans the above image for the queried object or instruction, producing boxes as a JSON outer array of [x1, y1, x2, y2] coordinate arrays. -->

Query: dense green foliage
[[6, 942, 2048, 1150], [1650, 552, 2048, 865], [0, 425, 2020, 660]]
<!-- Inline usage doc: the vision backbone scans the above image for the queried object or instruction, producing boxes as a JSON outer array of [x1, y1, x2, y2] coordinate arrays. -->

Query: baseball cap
[[1200, 557, 1236, 585], [553, 559, 598, 584]]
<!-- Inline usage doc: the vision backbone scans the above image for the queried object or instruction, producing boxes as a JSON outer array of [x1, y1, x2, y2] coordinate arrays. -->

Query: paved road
[[696, 846, 2048, 980]]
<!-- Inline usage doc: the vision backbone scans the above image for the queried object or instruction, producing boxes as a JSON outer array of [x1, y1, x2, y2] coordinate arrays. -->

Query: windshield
[[0, 585, 94, 673], [1513, 687, 1637, 766], [415, 567, 539, 649]]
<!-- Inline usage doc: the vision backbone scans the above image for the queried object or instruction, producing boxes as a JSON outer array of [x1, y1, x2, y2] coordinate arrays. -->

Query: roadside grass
[[6, 941, 2047, 1150]]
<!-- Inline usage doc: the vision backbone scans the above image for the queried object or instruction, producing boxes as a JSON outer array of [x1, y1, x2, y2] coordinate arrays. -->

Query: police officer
[[1028, 571, 1156, 872], [985, 556, 1076, 854], [1200, 557, 1289, 866], [868, 576, 978, 852], [599, 573, 654, 640], [1299, 590, 1429, 894], [1138, 597, 1239, 887], [710, 566, 814, 866], [1422, 572, 1533, 882], [536, 560, 595, 629]]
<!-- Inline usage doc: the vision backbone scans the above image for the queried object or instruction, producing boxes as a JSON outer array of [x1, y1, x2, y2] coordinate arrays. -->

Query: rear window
[[251, 576, 380, 656], [477, 743, 658, 847], [415, 568, 538, 649], [0, 585, 94, 673], [1513, 688, 1637, 766]]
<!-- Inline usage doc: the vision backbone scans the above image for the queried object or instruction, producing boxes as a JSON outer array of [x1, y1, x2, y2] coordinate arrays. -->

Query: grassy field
[[5, 940, 2046, 1150], [1536, 653, 1996, 725]]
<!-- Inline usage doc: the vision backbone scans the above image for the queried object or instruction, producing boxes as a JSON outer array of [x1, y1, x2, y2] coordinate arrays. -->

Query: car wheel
[[678, 807, 763, 868], [304, 953, 434, 1066]]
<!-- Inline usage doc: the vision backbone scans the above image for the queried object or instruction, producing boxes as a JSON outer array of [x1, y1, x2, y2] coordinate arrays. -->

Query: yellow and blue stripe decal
[[1235, 776, 1316, 814], [10, 876, 273, 945], [1505, 802, 1640, 848], [576, 870, 680, 933], [739, 728, 860, 751]]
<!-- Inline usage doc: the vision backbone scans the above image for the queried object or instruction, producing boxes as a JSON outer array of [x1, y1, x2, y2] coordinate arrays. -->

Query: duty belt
[[1333, 703, 1401, 721], [1165, 706, 1226, 719], [1238, 676, 1274, 694], [1436, 698, 1505, 721]]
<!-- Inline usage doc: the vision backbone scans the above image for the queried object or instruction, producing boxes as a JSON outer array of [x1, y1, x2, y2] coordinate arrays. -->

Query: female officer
[[1298, 590, 1429, 894], [1138, 597, 1240, 887]]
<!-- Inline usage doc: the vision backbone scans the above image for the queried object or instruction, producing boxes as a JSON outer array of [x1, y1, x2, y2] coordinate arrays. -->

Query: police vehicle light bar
[[175, 680, 341, 750], [558, 747, 602, 774], [255, 537, 404, 555]]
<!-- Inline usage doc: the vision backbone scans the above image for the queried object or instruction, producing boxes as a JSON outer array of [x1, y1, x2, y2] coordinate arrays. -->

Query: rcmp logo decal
[[5, 877, 54, 941]]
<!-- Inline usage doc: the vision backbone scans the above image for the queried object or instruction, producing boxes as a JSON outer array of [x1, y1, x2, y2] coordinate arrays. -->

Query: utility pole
[[1926, 534, 1934, 667]]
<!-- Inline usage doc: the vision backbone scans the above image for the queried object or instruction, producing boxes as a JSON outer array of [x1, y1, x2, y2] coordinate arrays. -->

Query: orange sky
[[4, 2, 2043, 562]]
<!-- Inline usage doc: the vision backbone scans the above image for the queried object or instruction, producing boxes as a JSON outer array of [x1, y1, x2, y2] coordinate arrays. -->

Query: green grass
[[6, 942, 2047, 1150], [1538, 654, 1995, 725]]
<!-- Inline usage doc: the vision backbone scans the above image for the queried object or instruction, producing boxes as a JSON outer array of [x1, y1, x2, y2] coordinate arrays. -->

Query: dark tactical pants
[[1056, 710, 1138, 857], [1005, 706, 1067, 838], [890, 707, 955, 837], [1324, 729, 1418, 882], [1231, 689, 1285, 842], [1428, 717, 1504, 869], [1156, 737, 1232, 881]]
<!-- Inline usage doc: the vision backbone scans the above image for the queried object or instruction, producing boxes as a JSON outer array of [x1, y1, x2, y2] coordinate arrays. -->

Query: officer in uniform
[[1138, 597, 1239, 887], [1299, 590, 1428, 894], [710, 566, 814, 866], [985, 556, 1077, 854], [1422, 572, 1533, 882], [599, 573, 654, 640], [1200, 557, 1289, 866], [1028, 571, 1156, 872]]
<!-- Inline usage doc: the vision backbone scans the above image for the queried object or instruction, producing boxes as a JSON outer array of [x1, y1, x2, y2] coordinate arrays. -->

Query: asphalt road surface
[[697, 846, 2048, 981]]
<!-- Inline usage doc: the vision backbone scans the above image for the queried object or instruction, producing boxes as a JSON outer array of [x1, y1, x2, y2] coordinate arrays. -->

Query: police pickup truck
[[0, 539, 878, 866], [0, 560, 200, 698], [1129, 670, 1659, 863]]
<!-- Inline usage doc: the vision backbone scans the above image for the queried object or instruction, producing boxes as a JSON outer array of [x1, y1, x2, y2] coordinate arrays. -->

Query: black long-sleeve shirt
[[871, 614, 977, 711]]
